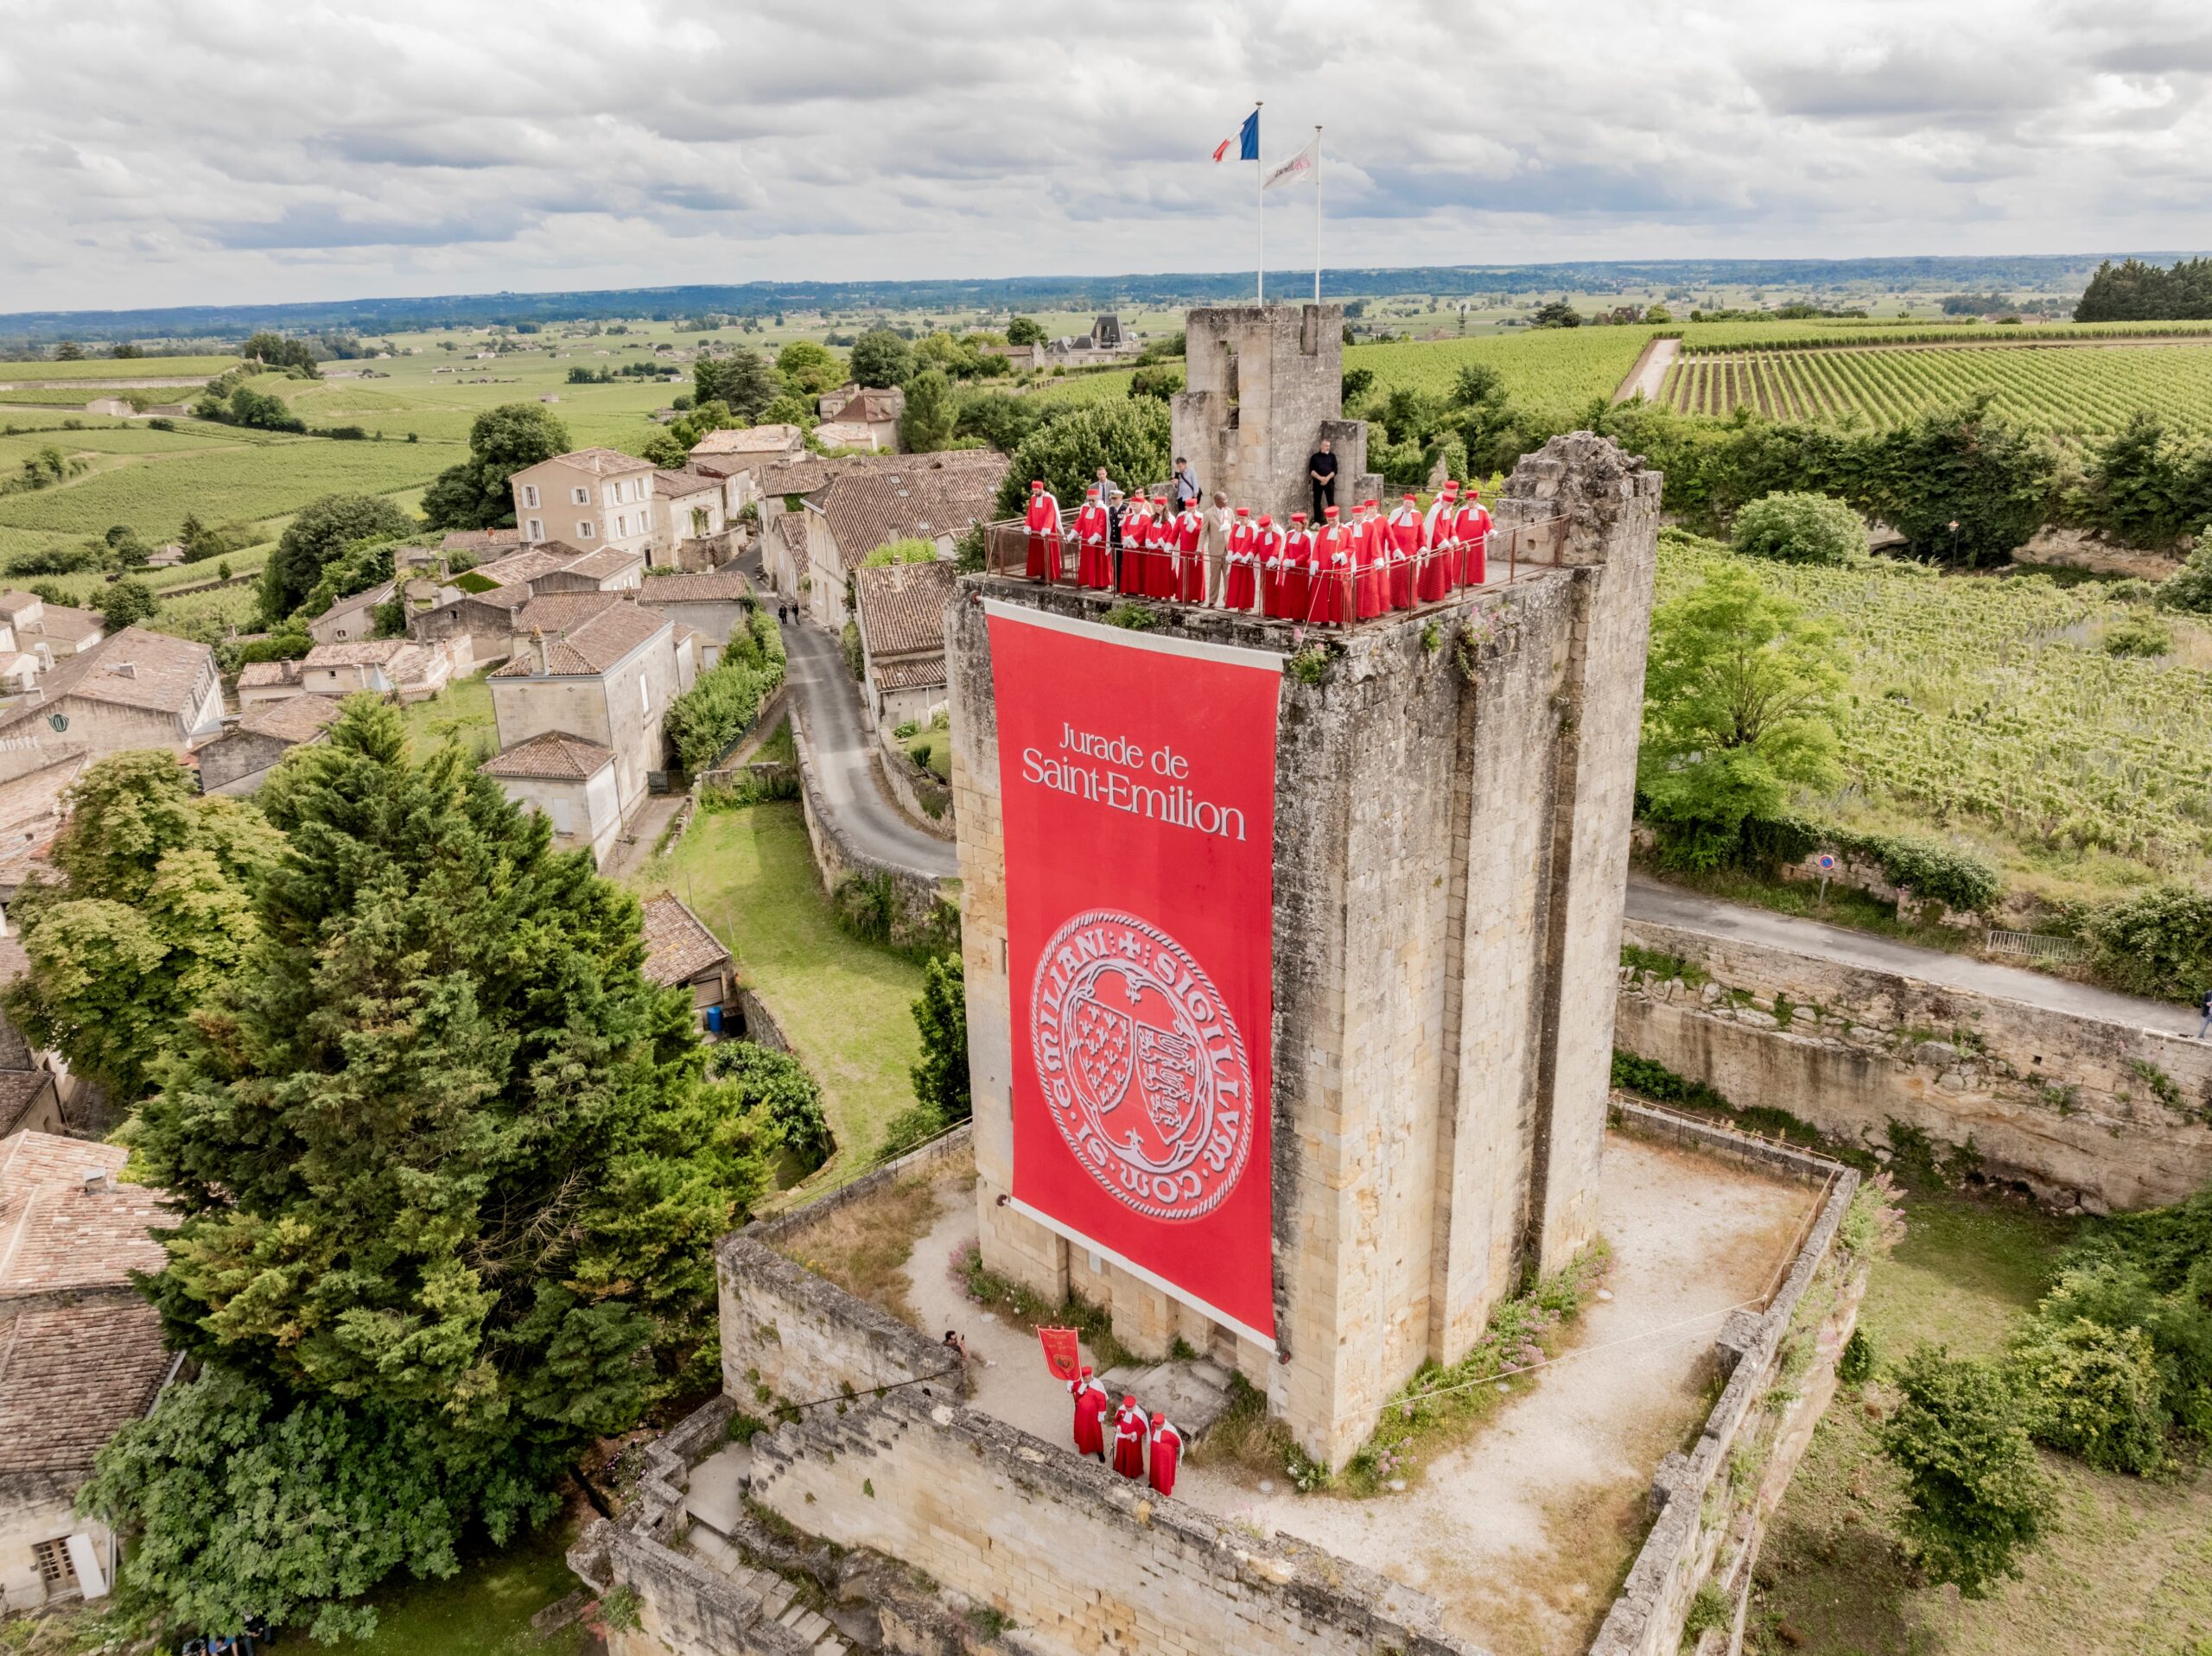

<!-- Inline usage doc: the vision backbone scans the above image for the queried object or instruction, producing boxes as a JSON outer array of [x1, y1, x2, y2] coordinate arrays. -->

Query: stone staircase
[[684, 1526, 849, 1656]]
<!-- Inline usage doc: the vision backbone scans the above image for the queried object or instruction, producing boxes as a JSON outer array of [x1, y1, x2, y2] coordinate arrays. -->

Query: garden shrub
[[2010, 1316, 2166, 1474], [2080, 884, 2212, 1002], [1729, 491, 1867, 565], [662, 608, 785, 773], [1878, 1345, 2051, 1598]]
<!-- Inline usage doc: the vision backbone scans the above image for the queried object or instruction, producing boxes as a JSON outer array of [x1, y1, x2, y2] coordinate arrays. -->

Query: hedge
[[662, 605, 785, 774]]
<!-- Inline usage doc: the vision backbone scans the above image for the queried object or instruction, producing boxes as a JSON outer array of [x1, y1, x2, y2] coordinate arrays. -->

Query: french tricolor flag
[[1212, 108, 1259, 162]]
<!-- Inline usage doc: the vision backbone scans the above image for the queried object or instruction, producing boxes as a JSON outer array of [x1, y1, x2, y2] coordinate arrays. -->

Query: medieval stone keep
[[950, 413, 1662, 1467]]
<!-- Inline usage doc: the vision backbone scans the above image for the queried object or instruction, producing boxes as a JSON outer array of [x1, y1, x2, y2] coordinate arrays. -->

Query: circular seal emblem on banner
[[1030, 909, 1254, 1221]]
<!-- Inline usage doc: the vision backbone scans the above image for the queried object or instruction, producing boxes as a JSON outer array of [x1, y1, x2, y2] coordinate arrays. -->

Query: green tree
[[100, 576, 157, 631], [1529, 301, 1583, 328], [2159, 535, 2212, 615], [2069, 413, 2212, 549], [1865, 395, 2058, 566], [2080, 884, 2212, 1002], [775, 339, 843, 397], [956, 390, 1047, 454], [711, 1040, 831, 1166], [909, 953, 969, 1128], [849, 328, 916, 389], [1729, 492, 1866, 565], [4, 752, 281, 1105], [899, 368, 957, 452], [694, 351, 778, 420], [54, 340, 85, 361], [421, 402, 571, 531], [997, 398, 1171, 518], [2011, 1317, 2166, 1474], [239, 331, 321, 375], [98, 701, 776, 1635], [1127, 365, 1183, 403], [1879, 1346, 2051, 1598], [1638, 564, 1845, 867], [1006, 315, 1046, 346], [259, 493, 413, 623]]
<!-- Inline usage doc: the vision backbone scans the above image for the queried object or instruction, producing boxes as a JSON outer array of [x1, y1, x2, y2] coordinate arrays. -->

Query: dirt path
[[1174, 1133, 1814, 1654], [1616, 334, 1679, 403]]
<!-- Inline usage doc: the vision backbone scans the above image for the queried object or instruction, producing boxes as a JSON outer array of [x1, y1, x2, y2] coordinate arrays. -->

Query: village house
[[197, 695, 340, 796], [438, 527, 523, 563], [410, 542, 643, 668], [652, 469, 725, 568], [488, 593, 695, 820], [0, 593, 104, 661], [689, 424, 805, 465], [639, 893, 734, 1031], [478, 731, 622, 866], [306, 579, 397, 645], [0, 739, 86, 882], [0, 628, 221, 756], [632, 573, 753, 665], [850, 558, 955, 733], [0, 1133, 176, 1614], [0, 940, 66, 1139], [235, 658, 303, 707], [815, 384, 905, 450], [508, 448, 661, 562], [298, 638, 454, 702], [804, 456, 1007, 631]]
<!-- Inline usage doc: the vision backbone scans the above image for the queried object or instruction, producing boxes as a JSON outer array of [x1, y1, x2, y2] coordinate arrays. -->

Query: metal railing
[[1986, 928, 2088, 964]]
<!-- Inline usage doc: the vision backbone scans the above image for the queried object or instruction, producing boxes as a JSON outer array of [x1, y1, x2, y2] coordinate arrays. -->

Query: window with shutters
[[527, 518, 543, 541], [578, 521, 594, 539], [573, 487, 589, 505], [34, 1538, 75, 1589], [521, 485, 540, 509]]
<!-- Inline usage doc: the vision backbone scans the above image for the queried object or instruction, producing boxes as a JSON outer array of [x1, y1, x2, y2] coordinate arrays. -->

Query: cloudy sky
[[6, 0, 2212, 313]]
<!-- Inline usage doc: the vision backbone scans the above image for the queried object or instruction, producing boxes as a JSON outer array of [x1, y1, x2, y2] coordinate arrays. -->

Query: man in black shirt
[[1308, 439, 1338, 522]]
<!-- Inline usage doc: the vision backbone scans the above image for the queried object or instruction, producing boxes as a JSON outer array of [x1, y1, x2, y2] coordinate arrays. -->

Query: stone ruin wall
[[1617, 917, 2212, 1211]]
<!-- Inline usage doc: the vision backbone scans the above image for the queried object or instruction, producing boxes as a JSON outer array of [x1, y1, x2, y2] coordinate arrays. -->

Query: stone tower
[[947, 429, 1661, 1470], [1171, 303, 1382, 522]]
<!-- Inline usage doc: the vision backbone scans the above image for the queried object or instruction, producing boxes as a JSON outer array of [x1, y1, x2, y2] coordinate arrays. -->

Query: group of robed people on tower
[[1065, 1364, 1182, 1496], [1020, 479, 1495, 625]]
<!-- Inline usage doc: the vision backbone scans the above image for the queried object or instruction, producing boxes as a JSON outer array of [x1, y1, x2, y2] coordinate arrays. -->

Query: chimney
[[81, 1167, 113, 1196], [531, 626, 549, 676]]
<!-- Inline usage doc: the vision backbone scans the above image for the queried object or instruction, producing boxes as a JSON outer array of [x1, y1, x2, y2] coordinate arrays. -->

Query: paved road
[[1625, 875, 2201, 1037], [778, 616, 958, 880]]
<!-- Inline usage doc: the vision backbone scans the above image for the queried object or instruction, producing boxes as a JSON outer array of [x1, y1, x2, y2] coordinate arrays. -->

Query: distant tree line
[[2073, 257, 2212, 322]]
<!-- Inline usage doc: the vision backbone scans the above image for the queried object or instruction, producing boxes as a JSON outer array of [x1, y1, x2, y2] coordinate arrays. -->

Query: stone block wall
[[1618, 918, 2212, 1210], [948, 433, 1663, 1467], [716, 1232, 965, 1410], [790, 723, 954, 950], [746, 1392, 1487, 1656]]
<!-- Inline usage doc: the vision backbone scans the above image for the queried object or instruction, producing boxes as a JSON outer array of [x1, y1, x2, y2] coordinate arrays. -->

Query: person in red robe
[[1068, 1365, 1110, 1461], [1146, 496, 1177, 600], [1173, 500, 1206, 603], [1279, 511, 1311, 624], [1111, 1396, 1147, 1479], [1249, 514, 1281, 616], [1420, 482, 1459, 604], [1457, 486, 1494, 587], [1116, 496, 1152, 596], [1073, 486, 1110, 589], [1023, 481, 1062, 582], [1223, 508, 1257, 612], [1387, 493, 1422, 611], [1147, 1412, 1183, 1498], [1353, 500, 1389, 621], [1307, 506, 1350, 625]]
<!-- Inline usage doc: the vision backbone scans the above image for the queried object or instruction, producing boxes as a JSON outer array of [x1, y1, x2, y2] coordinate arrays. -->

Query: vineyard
[[1654, 532, 2212, 887], [1655, 338, 2212, 436], [0, 354, 243, 381]]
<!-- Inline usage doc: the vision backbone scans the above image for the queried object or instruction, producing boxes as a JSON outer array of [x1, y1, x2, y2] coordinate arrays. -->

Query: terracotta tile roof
[[479, 731, 614, 781], [304, 638, 410, 668], [0, 1297, 172, 1478], [559, 547, 644, 582], [653, 468, 717, 498], [853, 559, 956, 658], [0, 626, 212, 726], [690, 424, 804, 456], [493, 598, 671, 677], [0, 1133, 174, 1299], [0, 593, 45, 619], [826, 388, 903, 424], [236, 659, 303, 689], [549, 447, 653, 476], [871, 656, 949, 693], [441, 528, 524, 554], [237, 695, 340, 743], [640, 893, 729, 988], [813, 422, 879, 450], [753, 447, 1002, 503], [818, 460, 1006, 571], [21, 603, 103, 644], [638, 573, 750, 604]]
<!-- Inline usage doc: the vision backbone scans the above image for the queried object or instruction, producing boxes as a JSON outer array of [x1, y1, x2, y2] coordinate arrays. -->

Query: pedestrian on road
[[2199, 987, 2211, 1038], [1308, 437, 1338, 522]]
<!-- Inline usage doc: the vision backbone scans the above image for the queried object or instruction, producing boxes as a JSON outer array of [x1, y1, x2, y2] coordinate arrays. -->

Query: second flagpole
[[1255, 102, 1264, 306]]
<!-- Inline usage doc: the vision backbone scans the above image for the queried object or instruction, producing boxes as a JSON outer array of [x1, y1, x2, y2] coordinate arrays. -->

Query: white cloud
[[3, 0, 2211, 312]]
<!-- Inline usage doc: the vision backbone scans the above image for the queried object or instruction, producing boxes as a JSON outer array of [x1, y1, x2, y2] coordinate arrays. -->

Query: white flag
[[1262, 136, 1319, 192]]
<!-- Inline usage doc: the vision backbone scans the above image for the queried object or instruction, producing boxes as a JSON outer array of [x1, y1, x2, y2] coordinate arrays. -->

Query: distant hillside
[[5, 255, 2206, 344]]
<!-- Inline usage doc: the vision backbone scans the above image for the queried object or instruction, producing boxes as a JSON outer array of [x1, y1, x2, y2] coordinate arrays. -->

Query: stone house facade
[[0, 627, 222, 757], [479, 731, 623, 866], [850, 559, 952, 732], [509, 448, 662, 562], [803, 457, 1006, 631]]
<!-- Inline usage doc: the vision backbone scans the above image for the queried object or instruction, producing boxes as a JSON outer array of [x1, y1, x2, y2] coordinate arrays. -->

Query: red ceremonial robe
[[1308, 525, 1351, 625], [1419, 498, 1457, 604], [1253, 525, 1285, 616], [1354, 517, 1390, 620], [1280, 528, 1312, 621], [1173, 509, 1206, 603], [1111, 1407, 1147, 1479], [1148, 1421, 1184, 1497], [1224, 520, 1257, 612], [1146, 512, 1178, 600], [1457, 502, 1493, 586], [1069, 1379, 1110, 1457], [1387, 505, 1422, 611], [1024, 491, 1062, 581], [1074, 504, 1111, 589], [1116, 508, 1152, 595]]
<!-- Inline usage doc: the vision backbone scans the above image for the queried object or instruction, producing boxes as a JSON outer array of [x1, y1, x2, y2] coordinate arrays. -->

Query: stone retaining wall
[[746, 1391, 1490, 1656], [1618, 917, 2212, 1211], [1590, 1103, 1865, 1656], [790, 723, 953, 951], [873, 720, 954, 839]]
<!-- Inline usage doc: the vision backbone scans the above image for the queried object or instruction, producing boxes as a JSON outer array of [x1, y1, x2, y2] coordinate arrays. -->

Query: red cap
[[1324, 506, 1340, 518], [1441, 480, 1459, 494], [1291, 511, 1307, 521], [1236, 506, 1250, 516], [1122, 1394, 1137, 1407], [1257, 515, 1272, 526], [1150, 1412, 1166, 1426], [1086, 485, 1099, 496], [1031, 479, 1043, 489], [1465, 484, 1482, 497], [1403, 492, 1417, 501]]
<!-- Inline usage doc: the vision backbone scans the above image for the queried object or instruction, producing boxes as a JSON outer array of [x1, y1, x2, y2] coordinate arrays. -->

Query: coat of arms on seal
[[1029, 909, 1253, 1221]]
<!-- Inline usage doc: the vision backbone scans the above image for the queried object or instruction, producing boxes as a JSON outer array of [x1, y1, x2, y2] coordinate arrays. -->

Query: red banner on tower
[[986, 601, 1279, 1346]]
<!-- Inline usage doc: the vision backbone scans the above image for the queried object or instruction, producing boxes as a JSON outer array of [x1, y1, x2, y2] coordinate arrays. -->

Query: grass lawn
[[631, 801, 925, 1186], [355, 1516, 586, 1656], [1750, 1190, 2212, 1653], [394, 667, 498, 759]]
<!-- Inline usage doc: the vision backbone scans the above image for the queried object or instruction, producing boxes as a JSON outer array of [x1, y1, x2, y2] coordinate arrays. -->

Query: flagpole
[[1254, 102, 1264, 306], [1313, 126, 1323, 306]]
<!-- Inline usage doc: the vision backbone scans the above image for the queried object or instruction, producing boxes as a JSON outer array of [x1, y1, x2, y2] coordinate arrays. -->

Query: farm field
[[0, 353, 241, 381], [1657, 335, 2212, 435], [1655, 532, 2212, 899]]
